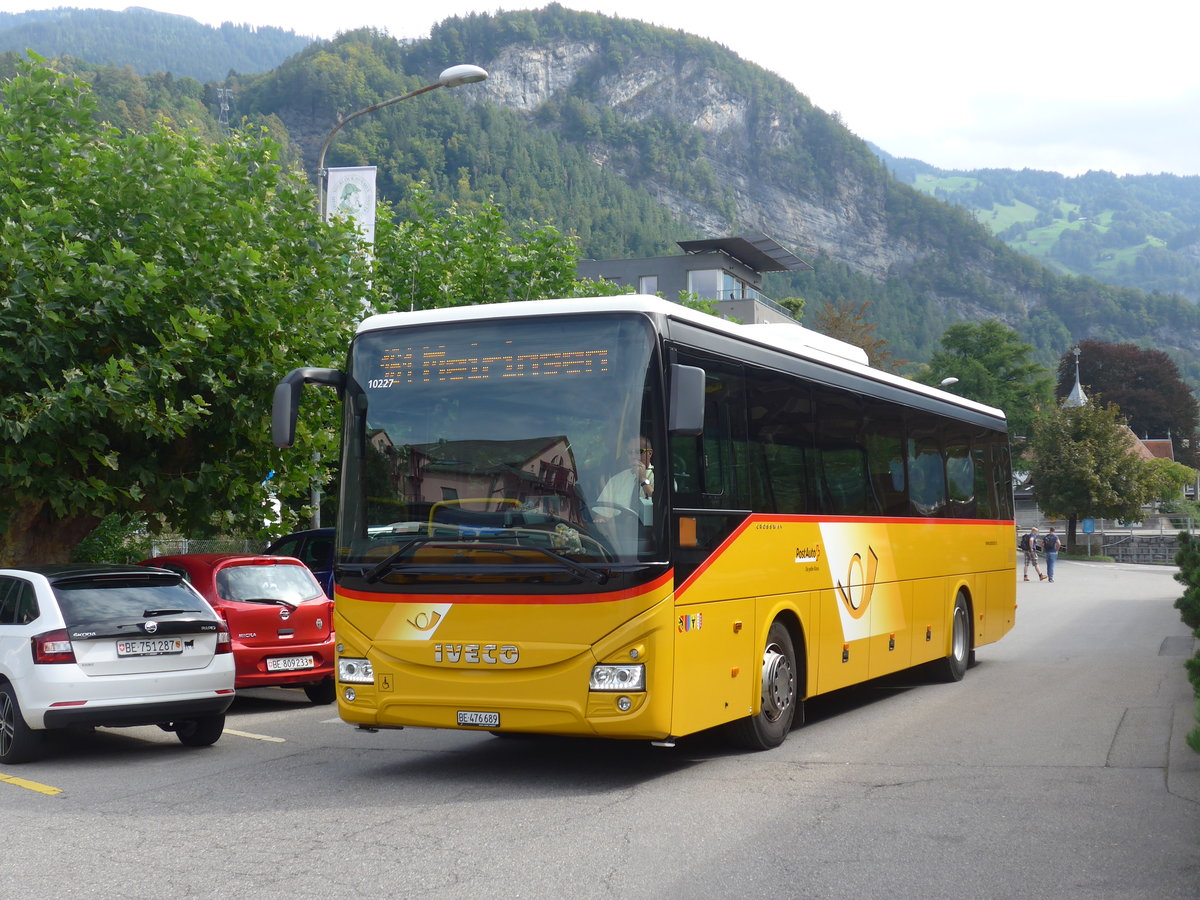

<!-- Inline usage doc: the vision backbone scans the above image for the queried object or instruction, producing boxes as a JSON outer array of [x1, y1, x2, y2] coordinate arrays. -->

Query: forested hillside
[[6, 4, 1200, 388], [882, 149, 1200, 302], [240, 7, 1200, 382], [0, 7, 311, 82]]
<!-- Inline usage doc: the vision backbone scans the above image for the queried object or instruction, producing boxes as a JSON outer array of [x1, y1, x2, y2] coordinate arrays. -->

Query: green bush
[[1173, 532, 1200, 751], [70, 513, 152, 564]]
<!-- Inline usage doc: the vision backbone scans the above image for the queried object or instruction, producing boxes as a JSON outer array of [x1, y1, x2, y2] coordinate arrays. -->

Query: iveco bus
[[272, 296, 1015, 749]]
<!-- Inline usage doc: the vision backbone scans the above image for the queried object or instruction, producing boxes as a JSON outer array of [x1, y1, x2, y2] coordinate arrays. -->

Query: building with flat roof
[[576, 232, 811, 325]]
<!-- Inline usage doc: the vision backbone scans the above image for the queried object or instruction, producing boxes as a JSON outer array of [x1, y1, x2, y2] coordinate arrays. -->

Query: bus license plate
[[266, 655, 315, 672], [116, 638, 183, 657], [457, 711, 500, 727]]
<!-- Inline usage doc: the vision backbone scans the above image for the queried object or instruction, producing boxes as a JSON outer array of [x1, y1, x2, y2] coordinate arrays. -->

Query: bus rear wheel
[[727, 621, 801, 751], [937, 591, 971, 682]]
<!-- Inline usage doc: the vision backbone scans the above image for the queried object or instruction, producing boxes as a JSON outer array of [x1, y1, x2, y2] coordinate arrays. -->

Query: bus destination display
[[371, 340, 611, 386]]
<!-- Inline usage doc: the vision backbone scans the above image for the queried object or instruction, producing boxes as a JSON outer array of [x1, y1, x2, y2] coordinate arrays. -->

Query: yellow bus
[[272, 296, 1016, 750]]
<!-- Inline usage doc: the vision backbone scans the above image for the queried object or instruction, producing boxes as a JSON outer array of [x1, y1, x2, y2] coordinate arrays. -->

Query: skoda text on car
[[0, 565, 235, 764], [139, 554, 335, 704]]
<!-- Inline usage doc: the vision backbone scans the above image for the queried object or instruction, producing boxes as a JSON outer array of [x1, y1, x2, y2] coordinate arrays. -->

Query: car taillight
[[32, 629, 76, 664], [215, 621, 232, 654]]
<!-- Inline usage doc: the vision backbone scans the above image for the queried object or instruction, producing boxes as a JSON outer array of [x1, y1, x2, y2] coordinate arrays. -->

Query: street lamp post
[[307, 64, 487, 530], [315, 64, 488, 220]]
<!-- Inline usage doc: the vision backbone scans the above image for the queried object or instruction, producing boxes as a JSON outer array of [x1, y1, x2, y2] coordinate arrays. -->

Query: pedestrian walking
[[1042, 527, 1062, 582], [1019, 526, 1046, 581]]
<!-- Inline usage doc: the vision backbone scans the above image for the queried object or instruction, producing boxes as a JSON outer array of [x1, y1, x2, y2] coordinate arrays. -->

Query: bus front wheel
[[727, 621, 801, 751]]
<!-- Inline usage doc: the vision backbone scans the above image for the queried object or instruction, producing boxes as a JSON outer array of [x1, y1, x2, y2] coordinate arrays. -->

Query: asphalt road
[[3, 559, 1198, 899]]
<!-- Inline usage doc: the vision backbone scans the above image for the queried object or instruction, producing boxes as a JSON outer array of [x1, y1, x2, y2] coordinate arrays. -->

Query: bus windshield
[[337, 312, 666, 583]]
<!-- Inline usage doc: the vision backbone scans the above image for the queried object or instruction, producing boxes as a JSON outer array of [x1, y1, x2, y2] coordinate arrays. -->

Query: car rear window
[[216, 564, 323, 603], [52, 575, 211, 626]]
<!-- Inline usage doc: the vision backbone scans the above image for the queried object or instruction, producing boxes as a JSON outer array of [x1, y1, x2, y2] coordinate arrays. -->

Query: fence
[[1015, 514, 1198, 565], [149, 537, 263, 557]]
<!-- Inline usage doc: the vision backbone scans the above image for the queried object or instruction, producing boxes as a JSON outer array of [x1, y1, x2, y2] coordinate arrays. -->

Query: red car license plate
[[266, 655, 315, 672]]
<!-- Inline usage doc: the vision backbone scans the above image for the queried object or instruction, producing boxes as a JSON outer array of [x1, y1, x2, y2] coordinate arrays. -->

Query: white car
[[0, 565, 236, 764]]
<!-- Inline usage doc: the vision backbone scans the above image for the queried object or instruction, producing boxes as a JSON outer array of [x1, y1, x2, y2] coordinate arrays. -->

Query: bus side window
[[907, 430, 947, 517], [865, 413, 906, 516], [745, 368, 815, 515]]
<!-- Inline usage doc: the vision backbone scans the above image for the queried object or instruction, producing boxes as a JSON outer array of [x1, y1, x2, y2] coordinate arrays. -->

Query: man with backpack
[[1042, 527, 1062, 582], [1020, 526, 1046, 581]]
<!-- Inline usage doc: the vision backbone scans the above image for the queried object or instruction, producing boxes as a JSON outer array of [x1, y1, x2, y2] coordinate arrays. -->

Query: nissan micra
[[0, 565, 235, 764]]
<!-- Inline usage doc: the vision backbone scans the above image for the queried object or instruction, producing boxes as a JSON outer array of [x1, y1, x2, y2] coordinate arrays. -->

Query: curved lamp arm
[[316, 64, 488, 220]]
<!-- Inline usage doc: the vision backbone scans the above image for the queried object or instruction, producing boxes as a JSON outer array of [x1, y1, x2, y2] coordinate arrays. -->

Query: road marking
[[224, 728, 286, 743], [1, 772, 63, 795]]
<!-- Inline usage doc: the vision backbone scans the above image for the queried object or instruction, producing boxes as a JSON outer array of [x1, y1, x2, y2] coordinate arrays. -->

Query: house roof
[[676, 232, 813, 273], [1141, 439, 1175, 460], [1120, 426, 1155, 460]]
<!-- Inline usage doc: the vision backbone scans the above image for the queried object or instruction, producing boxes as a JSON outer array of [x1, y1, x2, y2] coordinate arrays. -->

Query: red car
[[140, 554, 334, 704]]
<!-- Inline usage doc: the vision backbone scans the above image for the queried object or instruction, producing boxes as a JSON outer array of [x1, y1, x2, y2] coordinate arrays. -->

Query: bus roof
[[357, 296, 1007, 424]]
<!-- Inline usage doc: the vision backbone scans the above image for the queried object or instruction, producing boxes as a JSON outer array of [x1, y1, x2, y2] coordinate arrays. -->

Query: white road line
[[224, 728, 286, 743]]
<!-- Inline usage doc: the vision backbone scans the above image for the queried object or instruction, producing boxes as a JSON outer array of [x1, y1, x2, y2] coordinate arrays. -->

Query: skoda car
[[139, 554, 335, 704], [0, 565, 235, 765]]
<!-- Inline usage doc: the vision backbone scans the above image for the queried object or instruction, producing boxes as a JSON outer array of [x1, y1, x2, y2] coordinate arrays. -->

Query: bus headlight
[[589, 663, 645, 691], [338, 657, 374, 684]]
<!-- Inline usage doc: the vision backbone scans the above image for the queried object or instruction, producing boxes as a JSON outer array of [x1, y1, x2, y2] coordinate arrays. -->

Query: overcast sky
[[5, 1, 1198, 177]]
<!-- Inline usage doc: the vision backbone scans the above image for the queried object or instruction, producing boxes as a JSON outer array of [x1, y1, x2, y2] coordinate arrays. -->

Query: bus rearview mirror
[[668, 364, 705, 436]]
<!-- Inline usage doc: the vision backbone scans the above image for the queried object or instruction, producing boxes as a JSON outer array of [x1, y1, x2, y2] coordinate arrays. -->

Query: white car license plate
[[457, 711, 500, 727], [116, 638, 183, 657], [266, 655, 315, 672]]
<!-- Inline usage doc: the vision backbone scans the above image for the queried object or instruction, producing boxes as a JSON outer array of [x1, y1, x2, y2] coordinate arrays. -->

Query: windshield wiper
[[515, 545, 607, 584], [232, 597, 299, 609], [364, 538, 606, 585], [363, 537, 441, 583], [142, 608, 193, 617]]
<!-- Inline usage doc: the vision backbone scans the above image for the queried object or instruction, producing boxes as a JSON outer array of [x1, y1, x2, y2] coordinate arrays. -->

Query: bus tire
[[937, 591, 971, 682], [727, 620, 801, 751]]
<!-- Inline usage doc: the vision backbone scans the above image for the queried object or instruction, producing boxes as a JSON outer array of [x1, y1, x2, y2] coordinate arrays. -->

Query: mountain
[[0, 7, 312, 82], [877, 147, 1200, 303], [5, 4, 1200, 389], [239, 7, 1200, 382]]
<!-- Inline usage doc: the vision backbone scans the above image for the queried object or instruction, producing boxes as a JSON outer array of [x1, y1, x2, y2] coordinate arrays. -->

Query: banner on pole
[[325, 166, 377, 245]]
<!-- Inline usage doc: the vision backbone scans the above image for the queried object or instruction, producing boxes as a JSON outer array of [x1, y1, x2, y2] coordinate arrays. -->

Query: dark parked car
[[266, 528, 334, 596], [139, 554, 335, 704]]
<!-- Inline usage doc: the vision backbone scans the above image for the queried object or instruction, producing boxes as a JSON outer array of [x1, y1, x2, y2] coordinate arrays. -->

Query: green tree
[[0, 57, 369, 565], [916, 320, 1054, 450], [1029, 401, 1157, 546], [1056, 339, 1200, 467], [1144, 457, 1198, 505], [365, 186, 621, 312], [808, 299, 904, 372], [1172, 532, 1200, 751]]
